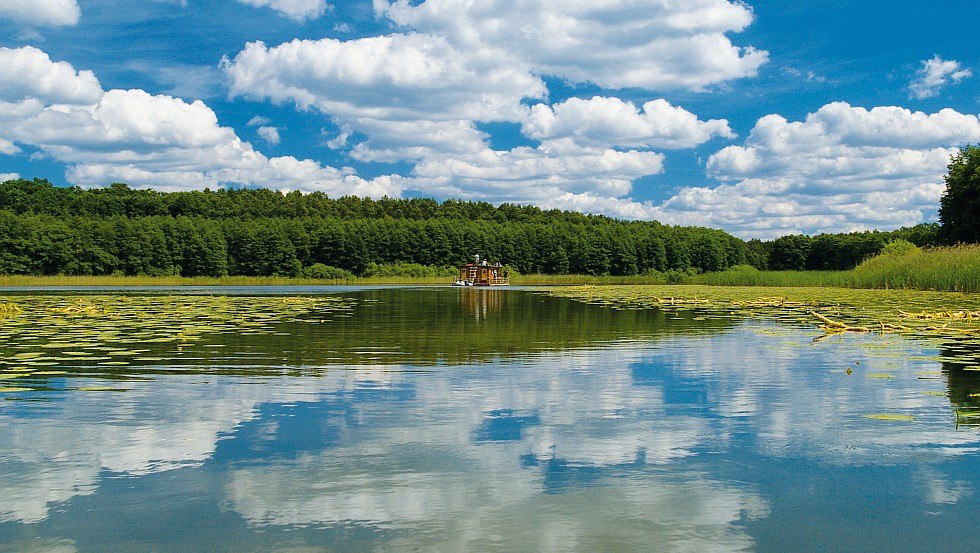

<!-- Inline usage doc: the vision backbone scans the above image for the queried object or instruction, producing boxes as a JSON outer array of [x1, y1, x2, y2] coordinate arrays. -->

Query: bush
[[878, 239, 920, 257], [300, 263, 354, 280], [361, 262, 457, 278]]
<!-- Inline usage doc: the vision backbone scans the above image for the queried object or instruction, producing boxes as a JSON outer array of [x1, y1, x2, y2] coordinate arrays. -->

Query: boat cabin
[[455, 255, 509, 286]]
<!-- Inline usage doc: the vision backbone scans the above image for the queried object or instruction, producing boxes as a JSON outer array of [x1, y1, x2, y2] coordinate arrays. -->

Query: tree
[[768, 234, 811, 271], [939, 145, 980, 244]]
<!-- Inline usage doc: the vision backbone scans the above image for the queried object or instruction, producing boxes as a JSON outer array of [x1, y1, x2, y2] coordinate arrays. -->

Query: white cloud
[[405, 145, 665, 210], [347, 118, 490, 162], [324, 124, 352, 149], [909, 56, 972, 99], [223, 33, 738, 212], [257, 126, 281, 145], [523, 96, 734, 151], [0, 47, 398, 197], [644, 102, 980, 237], [375, 0, 767, 91], [237, 0, 330, 22], [224, 34, 545, 123], [247, 115, 271, 127], [0, 138, 21, 155], [0, 0, 80, 27], [1, 172, 20, 181], [0, 46, 102, 105]]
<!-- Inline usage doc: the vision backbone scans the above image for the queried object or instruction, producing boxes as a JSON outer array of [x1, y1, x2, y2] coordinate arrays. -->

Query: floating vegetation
[[866, 373, 896, 379], [0, 301, 22, 318], [0, 293, 359, 383], [863, 413, 916, 422], [546, 285, 980, 364]]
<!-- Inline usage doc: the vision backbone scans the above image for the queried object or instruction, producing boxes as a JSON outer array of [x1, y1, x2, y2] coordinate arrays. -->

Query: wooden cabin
[[456, 257, 509, 286]]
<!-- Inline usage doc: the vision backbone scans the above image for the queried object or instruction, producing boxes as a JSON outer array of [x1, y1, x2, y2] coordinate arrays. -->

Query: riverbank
[[1, 244, 978, 291]]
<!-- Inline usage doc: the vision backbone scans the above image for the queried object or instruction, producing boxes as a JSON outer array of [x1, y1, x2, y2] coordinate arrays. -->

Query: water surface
[[1, 287, 979, 552]]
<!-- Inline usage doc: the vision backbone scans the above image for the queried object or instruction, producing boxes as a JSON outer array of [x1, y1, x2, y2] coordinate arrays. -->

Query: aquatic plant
[[0, 293, 358, 392]]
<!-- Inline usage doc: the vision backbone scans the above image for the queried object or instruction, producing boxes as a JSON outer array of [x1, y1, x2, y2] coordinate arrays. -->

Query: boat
[[455, 255, 509, 286]]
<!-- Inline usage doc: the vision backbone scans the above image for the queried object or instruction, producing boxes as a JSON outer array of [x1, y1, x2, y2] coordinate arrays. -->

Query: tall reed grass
[[848, 244, 980, 292], [685, 245, 980, 293]]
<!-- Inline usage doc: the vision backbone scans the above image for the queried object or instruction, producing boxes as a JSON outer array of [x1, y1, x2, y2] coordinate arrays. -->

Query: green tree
[[939, 145, 980, 244], [768, 234, 811, 271]]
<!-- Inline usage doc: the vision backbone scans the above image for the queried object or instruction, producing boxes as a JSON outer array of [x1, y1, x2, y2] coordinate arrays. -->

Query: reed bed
[[685, 268, 851, 288], [848, 245, 980, 292], [685, 245, 980, 293]]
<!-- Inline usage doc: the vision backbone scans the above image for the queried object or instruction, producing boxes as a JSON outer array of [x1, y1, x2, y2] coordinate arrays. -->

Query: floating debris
[[863, 413, 915, 422]]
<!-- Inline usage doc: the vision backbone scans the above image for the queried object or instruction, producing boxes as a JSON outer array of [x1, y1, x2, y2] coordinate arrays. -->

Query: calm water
[[1, 287, 979, 552]]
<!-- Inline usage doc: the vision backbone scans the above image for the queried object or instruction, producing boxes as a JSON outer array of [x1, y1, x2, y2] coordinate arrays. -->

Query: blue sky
[[0, 0, 977, 237]]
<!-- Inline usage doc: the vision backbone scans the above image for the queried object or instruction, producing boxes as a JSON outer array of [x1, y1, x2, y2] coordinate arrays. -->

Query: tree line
[[0, 177, 953, 277]]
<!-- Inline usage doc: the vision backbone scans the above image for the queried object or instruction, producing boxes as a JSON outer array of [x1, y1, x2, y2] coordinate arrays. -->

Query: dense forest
[[0, 178, 942, 277]]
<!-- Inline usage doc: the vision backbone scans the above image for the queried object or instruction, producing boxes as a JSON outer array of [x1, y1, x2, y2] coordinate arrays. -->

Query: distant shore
[[1, 244, 978, 293]]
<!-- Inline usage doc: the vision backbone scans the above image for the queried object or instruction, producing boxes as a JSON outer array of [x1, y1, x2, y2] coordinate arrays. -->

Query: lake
[[1, 287, 979, 552]]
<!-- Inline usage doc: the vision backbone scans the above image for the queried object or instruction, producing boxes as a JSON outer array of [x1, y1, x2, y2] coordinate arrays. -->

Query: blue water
[[1, 288, 978, 552]]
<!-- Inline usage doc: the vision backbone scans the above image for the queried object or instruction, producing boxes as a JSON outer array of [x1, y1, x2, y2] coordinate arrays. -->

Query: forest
[[0, 177, 944, 278]]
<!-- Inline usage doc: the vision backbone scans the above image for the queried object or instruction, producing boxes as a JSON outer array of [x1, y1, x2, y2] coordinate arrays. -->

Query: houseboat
[[454, 255, 509, 286]]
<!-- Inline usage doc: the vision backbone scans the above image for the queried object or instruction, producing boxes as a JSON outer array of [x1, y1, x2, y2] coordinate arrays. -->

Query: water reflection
[[1, 289, 980, 552]]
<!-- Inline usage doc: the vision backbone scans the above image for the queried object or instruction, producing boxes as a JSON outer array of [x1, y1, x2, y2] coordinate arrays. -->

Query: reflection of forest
[[941, 344, 980, 425], [100, 288, 735, 373], [234, 288, 738, 368]]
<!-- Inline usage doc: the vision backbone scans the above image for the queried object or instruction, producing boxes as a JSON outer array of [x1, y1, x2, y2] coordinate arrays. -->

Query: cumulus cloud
[[408, 146, 665, 203], [0, 47, 397, 197], [222, 31, 737, 212], [0, 46, 102, 105], [256, 126, 281, 145], [237, 0, 330, 22], [224, 34, 545, 123], [0, 172, 20, 181], [218, 3, 771, 219], [0, 0, 80, 27], [523, 96, 734, 151], [909, 56, 972, 99], [647, 102, 980, 237], [375, 0, 767, 91]]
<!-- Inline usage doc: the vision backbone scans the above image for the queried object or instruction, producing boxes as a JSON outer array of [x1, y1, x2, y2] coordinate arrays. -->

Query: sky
[[0, 0, 977, 238]]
